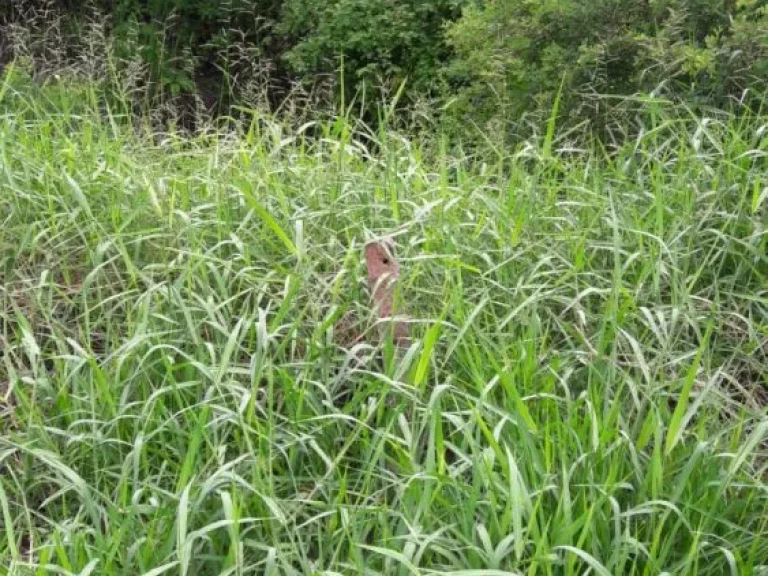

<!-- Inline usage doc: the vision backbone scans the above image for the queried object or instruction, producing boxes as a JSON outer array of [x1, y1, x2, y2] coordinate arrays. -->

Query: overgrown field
[[1, 76, 767, 575]]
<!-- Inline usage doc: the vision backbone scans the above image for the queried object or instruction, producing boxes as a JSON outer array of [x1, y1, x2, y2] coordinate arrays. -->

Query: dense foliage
[[443, 0, 768, 138], [1, 69, 766, 575], [2, 0, 766, 138], [278, 0, 462, 95], [1, 2, 767, 574]]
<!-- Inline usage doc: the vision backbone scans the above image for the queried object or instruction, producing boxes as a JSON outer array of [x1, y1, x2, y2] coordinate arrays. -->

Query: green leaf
[[243, 191, 298, 257], [665, 319, 714, 455], [410, 319, 442, 389]]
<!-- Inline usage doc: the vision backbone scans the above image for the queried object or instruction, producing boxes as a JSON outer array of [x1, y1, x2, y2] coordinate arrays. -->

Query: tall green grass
[[0, 69, 766, 575]]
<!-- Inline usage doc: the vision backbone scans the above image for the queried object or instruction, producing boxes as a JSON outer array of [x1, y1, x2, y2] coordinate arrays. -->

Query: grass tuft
[[0, 68, 766, 575]]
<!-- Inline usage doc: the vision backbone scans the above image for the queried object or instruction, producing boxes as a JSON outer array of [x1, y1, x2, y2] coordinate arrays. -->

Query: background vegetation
[[0, 1, 767, 574], [2, 0, 767, 141]]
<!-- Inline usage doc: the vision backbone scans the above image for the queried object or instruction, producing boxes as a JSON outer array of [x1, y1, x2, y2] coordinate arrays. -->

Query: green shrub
[[3, 0, 766, 142], [443, 0, 768, 142], [1, 0, 286, 110], [1, 0, 464, 123], [278, 0, 463, 100]]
